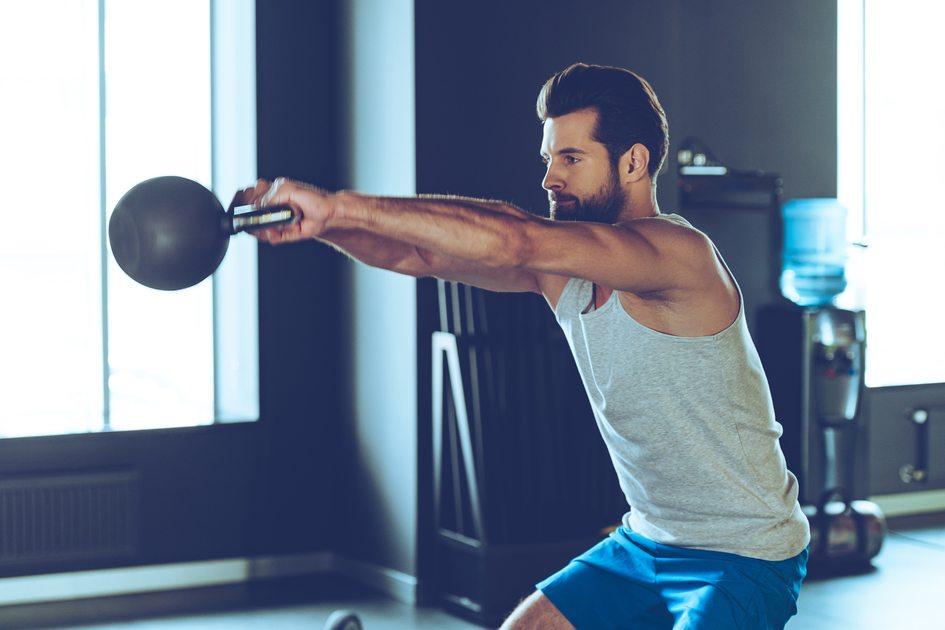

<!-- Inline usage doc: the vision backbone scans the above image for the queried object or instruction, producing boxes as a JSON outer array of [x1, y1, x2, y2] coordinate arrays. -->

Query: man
[[241, 63, 810, 629]]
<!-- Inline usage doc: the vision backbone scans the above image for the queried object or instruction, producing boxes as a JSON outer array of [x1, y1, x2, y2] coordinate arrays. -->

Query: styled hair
[[536, 63, 669, 179]]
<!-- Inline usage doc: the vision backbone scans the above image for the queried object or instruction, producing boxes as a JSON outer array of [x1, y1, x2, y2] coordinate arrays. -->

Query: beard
[[549, 167, 626, 224]]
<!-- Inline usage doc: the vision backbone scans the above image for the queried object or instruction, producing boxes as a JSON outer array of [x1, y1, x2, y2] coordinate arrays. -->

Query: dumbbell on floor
[[324, 610, 363, 630]]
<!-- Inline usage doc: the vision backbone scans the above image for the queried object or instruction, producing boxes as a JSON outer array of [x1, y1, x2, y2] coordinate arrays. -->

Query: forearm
[[316, 227, 422, 272], [328, 192, 532, 269], [316, 199, 501, 273]]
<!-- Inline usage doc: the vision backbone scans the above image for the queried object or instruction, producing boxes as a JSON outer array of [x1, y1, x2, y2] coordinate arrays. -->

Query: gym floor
[[54, 516, 944, 630]]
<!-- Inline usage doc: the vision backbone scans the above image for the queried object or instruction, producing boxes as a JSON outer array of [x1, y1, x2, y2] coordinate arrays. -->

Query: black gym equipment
[[761, 306, 886, 573], [108, 175, 296, 290], [431, 280, 625, 625], [803, 487, 886, 569]]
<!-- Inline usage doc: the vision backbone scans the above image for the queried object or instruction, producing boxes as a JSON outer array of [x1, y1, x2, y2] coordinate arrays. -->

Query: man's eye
[[540, 155, 579, 166]]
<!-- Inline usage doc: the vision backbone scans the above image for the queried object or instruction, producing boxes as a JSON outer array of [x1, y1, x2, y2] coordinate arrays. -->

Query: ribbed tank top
[[553, 213, 810, 561]]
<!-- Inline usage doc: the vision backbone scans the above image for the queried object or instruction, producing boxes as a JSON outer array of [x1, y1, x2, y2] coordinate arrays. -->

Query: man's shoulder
[[617, 212, 697, 235], [618, 214, 716, 264], [617, 214, 734, 309]]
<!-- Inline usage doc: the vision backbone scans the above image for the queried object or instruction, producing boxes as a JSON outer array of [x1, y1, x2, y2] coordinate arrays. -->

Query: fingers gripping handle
[[228, 204, 297, 234]]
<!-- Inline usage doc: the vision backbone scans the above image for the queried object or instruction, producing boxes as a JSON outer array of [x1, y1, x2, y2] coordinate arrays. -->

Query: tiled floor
[[64, 597, 479, 630], [791, 525, 945, 629], [56, 522, 945, 629]]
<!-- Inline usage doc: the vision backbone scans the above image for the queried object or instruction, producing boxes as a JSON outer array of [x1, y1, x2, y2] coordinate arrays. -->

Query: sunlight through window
[[838, 0, 945, 387], [0, 0, 258, 438]]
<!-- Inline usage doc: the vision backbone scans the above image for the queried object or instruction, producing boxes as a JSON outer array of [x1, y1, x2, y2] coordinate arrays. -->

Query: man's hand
[[232, 177, 336, 245]]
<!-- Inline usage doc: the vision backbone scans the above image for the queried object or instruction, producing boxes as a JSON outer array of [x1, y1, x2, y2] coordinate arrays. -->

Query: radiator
[[0, 470, 139, 567]]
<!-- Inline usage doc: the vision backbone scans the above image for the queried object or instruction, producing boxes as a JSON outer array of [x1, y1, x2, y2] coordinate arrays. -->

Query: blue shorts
[[536, 526, 807, 629]]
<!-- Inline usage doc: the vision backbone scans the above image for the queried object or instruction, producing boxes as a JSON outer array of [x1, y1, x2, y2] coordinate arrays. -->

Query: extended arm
[[238, 179, 540, 293], [254, 178, 714, 296], [328, 191, 712, 294], [317, 227, 542, 294]]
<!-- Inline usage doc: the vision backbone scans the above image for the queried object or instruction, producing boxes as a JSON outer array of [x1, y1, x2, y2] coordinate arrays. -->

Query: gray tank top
[[554, 213, 809, 561]]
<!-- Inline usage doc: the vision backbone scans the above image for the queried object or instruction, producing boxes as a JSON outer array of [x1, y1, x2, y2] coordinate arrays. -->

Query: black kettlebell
[[108, 175, 295, 291], [804, 487, 886, 570]]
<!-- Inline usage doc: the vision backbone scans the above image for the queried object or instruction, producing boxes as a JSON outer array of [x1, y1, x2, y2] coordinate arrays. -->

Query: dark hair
[[536, 63, 669, 180]]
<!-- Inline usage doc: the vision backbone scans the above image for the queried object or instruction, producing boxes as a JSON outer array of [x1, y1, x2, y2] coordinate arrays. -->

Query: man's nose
[[542, 165, 564, 192]]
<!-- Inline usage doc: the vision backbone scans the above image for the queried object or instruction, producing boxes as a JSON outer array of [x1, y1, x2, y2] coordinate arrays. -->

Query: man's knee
[[500, 590, 574, 630]]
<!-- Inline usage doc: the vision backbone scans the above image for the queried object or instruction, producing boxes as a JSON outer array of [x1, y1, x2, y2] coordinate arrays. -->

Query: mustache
[[549, 194, 578, 204]]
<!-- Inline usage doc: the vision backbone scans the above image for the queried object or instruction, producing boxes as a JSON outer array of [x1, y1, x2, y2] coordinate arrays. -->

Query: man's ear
[[618, 143, 651, 184]]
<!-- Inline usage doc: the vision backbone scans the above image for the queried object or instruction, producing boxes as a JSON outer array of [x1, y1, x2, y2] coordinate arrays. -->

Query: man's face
[[540, 108, 626, 224]]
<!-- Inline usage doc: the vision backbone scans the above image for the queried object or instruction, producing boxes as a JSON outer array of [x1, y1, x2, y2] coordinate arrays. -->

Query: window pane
[[862, 1, 945, 387], [212, 0, 261, 423], [105, 0, 214, 429], [0, 1, 104, 437]]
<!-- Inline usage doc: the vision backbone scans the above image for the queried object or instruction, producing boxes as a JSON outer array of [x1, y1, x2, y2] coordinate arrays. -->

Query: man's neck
[[616, 185, 660, 222]]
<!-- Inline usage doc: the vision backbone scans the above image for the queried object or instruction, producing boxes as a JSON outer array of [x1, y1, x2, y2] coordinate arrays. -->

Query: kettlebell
[[108, 175, 295, 291], [804, 487, 886, 571]]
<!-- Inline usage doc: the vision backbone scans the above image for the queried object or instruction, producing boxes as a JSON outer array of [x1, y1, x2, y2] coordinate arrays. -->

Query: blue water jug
[[779, 198, 848, 306]]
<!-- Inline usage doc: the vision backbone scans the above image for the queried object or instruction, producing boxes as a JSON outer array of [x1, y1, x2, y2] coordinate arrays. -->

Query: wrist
[[327, 190, 369, 232], [325, 190, 350, 232]]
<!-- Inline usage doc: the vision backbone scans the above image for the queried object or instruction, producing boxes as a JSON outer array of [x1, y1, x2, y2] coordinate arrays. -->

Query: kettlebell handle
[[227, 204, 297, 234], [817, 486, 851, 512], [811, 486, 850, 559]]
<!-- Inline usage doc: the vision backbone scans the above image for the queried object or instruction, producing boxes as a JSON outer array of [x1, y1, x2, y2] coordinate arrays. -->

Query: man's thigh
[[500, 591, 573, 630], [530, 556, 673, 629]]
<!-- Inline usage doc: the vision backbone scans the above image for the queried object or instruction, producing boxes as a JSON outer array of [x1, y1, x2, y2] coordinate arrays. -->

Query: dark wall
[[253, 0, 345, 555], [0, 425, 257, 576], [415, 0, 677, 211], [676, 1, 837, 199], [414, 0, 835, 209]]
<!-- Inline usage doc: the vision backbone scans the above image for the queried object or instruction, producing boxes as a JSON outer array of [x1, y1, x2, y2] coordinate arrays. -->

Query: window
[[838, 0, 945, 387], [0, 0, 259, 438]]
